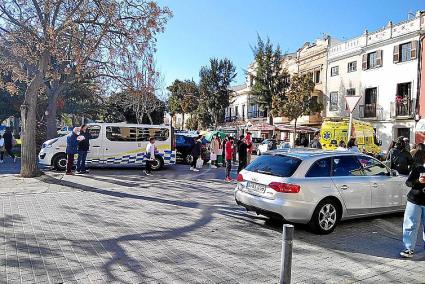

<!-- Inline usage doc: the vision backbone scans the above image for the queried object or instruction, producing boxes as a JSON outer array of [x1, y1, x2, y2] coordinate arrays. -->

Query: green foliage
[[185, 116, 198, 130], [250, 36, 289, 113], [199, 58, 236, 127], [272, 73, 320, 122], [167, 79, 199, 115]]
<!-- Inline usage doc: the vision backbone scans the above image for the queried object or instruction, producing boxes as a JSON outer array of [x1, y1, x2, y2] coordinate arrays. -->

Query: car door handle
[[340, 185, 349, 190], [92, 146, 100, 148], [372, 183, 379, 188]]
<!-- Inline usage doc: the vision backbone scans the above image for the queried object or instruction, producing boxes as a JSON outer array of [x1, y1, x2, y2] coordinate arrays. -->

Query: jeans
[[225, 160, 232, 178], [1, 147, 15, 160], [76, 151, 88, 172], [66, 154, 75, 174], [145, 160, 152, 173], [402, 201, 425, 251], [191, 155, 199, 168]]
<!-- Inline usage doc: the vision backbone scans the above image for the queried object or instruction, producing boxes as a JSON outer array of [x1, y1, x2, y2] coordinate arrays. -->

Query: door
[[104, 126, 139, 164], [86, 125, 102, 163], [356, 155, 402, 212], [331, 155, 371, 216]]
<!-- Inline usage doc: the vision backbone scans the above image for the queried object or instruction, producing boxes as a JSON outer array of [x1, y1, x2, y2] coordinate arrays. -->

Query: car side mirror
[[391, 170, 399, 177]]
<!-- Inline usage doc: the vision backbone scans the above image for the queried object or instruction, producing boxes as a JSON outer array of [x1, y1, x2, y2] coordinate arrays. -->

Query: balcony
[[359, 104, 377, 118], [390, 99, 415, 119]]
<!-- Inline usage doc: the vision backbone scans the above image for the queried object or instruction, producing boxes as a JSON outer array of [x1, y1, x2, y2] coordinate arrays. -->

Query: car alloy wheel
[[318, 204, 337, 231]]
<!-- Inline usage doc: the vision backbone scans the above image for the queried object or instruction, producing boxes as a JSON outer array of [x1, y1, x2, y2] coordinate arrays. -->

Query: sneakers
[[225, 177, 232, 182], [192, 168, 200, 172], [400, 249, 414, 258], [190, 167, 194, 171], [210, 165, 217, 169]]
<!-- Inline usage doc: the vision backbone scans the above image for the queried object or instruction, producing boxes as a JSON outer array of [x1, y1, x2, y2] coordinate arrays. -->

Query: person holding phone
[[400, 149, 425, 258]]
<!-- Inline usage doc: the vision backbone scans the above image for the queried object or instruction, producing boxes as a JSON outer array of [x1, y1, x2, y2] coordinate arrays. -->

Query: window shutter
[[393, 45, 399, 63], [411, 40, 418, 60], [362, 54, 367, 70], [376, 50, 383, 67]]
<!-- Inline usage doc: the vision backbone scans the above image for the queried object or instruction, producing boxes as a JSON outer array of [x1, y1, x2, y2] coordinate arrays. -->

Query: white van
[[39, 123, 176, 171]]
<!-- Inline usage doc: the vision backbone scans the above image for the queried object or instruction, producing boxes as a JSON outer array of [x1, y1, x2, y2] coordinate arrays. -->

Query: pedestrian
[[300, 136, 308, 147], [309, 131, 322, 149], [347, 138, 360, 152], [225, 136, 234, 181], [190, 135, 202, 172], [404, 137, 411, 152], [216, 136, 223, 167], [65, 127, 80, 175], [0, 134, 5, 163], [400, 149, 425, 258], [245, 132, 253, 164], [232, 136, 238, 163], [76, 124, 91, 174], [144, 137, 155, 176], [2, 127, 16, 162], [237, 135, 248, 173], [336, 140, 347, 151], [387, 137, 413, 175]]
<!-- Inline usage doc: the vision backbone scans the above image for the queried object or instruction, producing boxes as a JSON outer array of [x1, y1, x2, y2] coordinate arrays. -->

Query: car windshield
[[245, 154, 301, 177]]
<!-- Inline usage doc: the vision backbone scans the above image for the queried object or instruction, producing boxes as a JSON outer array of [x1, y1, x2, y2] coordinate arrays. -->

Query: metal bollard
[[279, 224, 294, 284]]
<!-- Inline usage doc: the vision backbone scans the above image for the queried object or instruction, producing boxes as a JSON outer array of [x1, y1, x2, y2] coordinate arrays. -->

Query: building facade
[[327, 12, 424, 150]]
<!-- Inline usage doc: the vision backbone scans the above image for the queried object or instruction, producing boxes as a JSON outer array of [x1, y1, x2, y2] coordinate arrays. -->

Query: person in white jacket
[[145, 137, 156, 176]]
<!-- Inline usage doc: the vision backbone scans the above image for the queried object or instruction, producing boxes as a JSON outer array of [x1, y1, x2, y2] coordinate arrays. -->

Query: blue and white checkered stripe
[[85, 150, 176, 165]]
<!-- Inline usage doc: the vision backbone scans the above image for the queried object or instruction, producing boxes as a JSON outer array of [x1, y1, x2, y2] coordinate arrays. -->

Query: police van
[[39, 123, 176, 171]]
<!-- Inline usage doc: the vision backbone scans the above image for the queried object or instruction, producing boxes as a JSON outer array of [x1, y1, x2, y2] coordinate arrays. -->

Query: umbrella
[[204, 131, 227, 141]]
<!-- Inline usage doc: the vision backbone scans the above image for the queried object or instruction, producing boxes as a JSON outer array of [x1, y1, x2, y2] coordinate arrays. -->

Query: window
[[363, 50, 382, 70], [357, 156, 388, 176], [332, 156, 364, 177], [306, 158, 331, 177], [242, 105, 245, 119], [329, 92, 338, 111], [314, 70, 321, 83], [394, 41, 418, 63], [137, 127, 169, 141], [235, 106, 239, 117], [330, 66, 339, 77], [87, 125, 101, 139], [347, 61, 357, 73], [106, 126, 137, 142], [245, 155, 302, 177], [400, 42, 412, 62], [346, 88, 355, 96]]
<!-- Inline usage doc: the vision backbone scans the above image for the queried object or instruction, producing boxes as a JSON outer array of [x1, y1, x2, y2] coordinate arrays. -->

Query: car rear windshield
[[245, 154, 301, 177]]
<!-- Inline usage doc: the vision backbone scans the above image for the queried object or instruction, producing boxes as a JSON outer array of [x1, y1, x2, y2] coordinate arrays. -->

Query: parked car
[[251, 137, 264, 155], [57, 126, 74, 136], [257, 139, 287, 155], [176, 134, 210, 164], [234, 149, 408, 234]]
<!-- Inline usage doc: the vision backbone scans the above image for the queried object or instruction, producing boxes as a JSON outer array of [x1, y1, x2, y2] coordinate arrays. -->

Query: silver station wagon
[[234, 150, 409, 234]]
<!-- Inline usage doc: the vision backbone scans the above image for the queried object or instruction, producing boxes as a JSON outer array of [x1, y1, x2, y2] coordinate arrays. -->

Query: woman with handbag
[[190, 135, 203, 172]]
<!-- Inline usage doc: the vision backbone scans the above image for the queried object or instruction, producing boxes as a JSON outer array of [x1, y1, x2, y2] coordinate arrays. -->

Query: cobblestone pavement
[[0, 162, 424, 283]]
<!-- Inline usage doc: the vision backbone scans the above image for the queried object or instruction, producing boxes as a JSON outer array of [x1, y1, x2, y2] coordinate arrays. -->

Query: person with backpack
[[387, 137, 413, 175], [76, 124, 91, 174], [225, 136, 234, 181], [65, 127, 80, 175], [2, 127, 16, 162], [400, 149, 425, 258]]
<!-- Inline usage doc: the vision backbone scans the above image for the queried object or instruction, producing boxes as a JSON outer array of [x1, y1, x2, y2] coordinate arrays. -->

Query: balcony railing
[[359, 104, 377, 118], [390, 99, 415, 118]]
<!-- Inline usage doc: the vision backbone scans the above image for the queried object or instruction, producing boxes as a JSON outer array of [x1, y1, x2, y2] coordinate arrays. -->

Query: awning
[[248, 123, 275, 131], [275, 124, 319, 133]]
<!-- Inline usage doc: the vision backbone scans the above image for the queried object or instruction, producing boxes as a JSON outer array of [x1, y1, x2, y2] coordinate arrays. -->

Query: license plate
[[246, 182, 266, 193]]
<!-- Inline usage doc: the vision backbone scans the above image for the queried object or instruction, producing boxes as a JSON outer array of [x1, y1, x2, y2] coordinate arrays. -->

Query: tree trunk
[[293, 118, 297, 147], [21, 53, 49, 178], [181, 113, 185, 130], [46, 89, 60, 139], [147, 113, 153, 125]]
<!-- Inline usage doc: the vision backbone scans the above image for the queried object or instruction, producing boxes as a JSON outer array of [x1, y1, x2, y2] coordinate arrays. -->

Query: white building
[[327, 12, 423, 150]]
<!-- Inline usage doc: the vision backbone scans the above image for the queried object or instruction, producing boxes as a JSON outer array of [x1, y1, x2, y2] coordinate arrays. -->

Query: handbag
[[196, 157, 204, 169], [210, 153, 217, 160], [217, 148, 223, 156]]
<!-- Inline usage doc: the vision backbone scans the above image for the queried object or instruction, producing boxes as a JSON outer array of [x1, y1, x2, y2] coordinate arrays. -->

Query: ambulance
[[38, 123, 176, 171], [320, 118, 381, 155]]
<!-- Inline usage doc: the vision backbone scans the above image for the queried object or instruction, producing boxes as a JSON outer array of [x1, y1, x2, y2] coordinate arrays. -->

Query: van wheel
[[53, 153, 67, 171], [185, 154, 194, 165], [151, 156, 164, 171], [308, 199, 340, 234]]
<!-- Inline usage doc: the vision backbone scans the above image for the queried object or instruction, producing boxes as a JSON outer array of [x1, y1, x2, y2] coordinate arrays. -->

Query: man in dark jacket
[[76, 125, 91, 174], [66, 128, 79, 175], [237, 136, 248, 173], [387, 138, 413, 175], [3, 128, 16, 162], [309, 132, 322, 149], [190, 135, 202, 172]]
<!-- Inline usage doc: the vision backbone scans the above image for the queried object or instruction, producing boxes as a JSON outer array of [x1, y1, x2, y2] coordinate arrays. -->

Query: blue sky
[[155, 0, 424, 88]]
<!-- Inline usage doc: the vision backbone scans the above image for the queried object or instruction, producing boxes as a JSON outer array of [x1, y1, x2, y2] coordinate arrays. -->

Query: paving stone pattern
[[0, 166, 424, 283]]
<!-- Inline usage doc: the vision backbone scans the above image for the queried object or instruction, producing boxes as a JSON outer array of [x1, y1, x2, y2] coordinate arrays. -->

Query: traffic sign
[[345, 96, 361, 113]]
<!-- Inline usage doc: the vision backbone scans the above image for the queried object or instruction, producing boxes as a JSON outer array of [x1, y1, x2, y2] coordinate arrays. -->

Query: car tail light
[[268, 182, 300, 193], [236, 174, 244, 182]]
